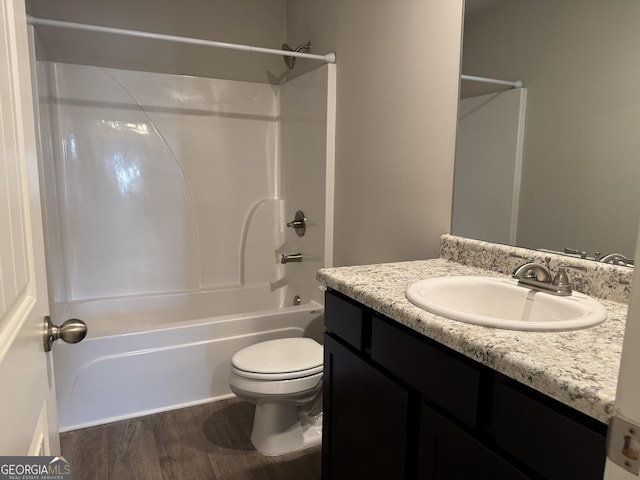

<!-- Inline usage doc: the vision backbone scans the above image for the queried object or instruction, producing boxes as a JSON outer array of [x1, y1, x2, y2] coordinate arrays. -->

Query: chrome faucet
[[512, 262, 586, 296], [281, 253, 303, 264]]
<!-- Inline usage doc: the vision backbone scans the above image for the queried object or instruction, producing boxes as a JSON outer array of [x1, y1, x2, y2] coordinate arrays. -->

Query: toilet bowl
[[229, 337, 323, 456]]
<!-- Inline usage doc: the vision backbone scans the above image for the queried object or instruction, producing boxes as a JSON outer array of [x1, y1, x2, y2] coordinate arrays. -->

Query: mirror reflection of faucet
[[537, 247, 635, 267], [597, 253, 635, 266]]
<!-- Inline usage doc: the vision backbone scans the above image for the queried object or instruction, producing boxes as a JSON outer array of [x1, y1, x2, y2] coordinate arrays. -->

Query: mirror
[[454, 0, 640, 264]]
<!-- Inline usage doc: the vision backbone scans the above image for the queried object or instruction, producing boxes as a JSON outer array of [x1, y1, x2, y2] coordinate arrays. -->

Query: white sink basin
[[405, 276, 607, 331]]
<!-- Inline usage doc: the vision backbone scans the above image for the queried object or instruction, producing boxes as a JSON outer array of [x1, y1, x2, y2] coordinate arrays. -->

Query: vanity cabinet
[[322, 290, 607, 480]]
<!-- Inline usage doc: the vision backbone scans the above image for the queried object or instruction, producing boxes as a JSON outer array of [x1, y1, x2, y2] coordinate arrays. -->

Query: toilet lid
[[231, 337, 323, 375]]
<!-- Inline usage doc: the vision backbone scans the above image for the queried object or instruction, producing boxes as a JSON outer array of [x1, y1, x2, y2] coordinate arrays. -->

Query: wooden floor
[[60, 398, 322, 480]]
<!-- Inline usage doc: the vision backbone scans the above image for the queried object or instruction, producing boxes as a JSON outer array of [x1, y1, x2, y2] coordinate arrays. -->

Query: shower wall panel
[[44, 62, 281, 302], [280, 64, 335, 305]]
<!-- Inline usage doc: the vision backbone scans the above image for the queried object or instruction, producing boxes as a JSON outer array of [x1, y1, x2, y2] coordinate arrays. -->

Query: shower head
[[281, 42, 312, 69]]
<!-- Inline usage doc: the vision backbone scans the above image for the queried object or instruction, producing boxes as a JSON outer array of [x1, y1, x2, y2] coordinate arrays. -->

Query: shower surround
[[35, 61, 335, 430]]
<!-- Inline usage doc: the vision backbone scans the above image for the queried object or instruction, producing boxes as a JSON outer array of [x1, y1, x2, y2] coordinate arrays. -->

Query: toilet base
[[250, 399, 322, 456]]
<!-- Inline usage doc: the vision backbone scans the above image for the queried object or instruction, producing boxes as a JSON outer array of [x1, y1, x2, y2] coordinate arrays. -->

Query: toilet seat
[[231, 364, 322, 381], [231, 337, 323, 381]]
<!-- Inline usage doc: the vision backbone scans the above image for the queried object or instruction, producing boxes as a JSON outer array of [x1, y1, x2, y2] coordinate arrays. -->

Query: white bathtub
[[52, 286, 324, 431]]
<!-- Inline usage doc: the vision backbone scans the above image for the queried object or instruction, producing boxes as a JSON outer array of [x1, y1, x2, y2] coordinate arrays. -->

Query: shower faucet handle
[[286, 210, 307, 237]]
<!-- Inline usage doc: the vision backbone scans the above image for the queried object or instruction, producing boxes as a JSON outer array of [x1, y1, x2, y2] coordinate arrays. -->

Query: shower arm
[[282, 42, 312, 70]]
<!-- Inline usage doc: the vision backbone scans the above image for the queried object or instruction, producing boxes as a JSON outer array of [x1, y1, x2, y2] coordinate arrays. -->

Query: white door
[[604, 222, 640, 478], [0, 0, 60, 455]]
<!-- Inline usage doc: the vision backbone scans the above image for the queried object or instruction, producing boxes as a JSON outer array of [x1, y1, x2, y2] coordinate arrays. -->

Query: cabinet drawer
[[324, 291, 366, 350], [371, 316, 480, 427], [495, 382, 606, 480]]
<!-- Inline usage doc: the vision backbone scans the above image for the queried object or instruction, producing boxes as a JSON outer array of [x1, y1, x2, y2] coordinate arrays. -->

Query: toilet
[[229, 337, 323, 456]]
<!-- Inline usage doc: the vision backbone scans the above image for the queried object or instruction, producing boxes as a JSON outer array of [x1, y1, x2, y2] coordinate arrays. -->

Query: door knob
[[43, 316, 87, 352]]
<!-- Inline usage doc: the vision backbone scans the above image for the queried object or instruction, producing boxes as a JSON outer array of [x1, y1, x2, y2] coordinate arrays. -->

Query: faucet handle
[[552, 268, 571, 291], [552, 264, 587, 294]]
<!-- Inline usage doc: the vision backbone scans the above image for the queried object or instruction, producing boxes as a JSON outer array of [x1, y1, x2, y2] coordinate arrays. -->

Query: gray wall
[[462, 0, 640, 258], [27, 0, 289, 83], [288, 0, 463, 266]]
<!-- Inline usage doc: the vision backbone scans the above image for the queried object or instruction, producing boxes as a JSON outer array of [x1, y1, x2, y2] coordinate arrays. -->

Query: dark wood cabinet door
[[322, 334, 409, 480], [494, 382, 606, 480], [418, 404, 531, 480]]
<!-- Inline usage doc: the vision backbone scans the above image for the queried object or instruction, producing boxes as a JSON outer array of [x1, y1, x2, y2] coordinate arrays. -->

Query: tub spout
[[281, 253, 303, 264]]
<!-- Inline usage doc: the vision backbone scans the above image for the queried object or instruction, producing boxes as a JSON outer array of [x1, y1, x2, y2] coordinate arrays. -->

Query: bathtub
[[52, 285, 324, 431]]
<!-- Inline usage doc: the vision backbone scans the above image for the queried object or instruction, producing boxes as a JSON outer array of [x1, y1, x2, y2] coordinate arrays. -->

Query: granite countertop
[[318, 258, 627, 424]]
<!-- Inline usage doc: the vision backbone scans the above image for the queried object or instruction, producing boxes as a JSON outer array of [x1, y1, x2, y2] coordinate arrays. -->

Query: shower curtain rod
[[26, 16, 337, 64], [461, 74, 522, 88]]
